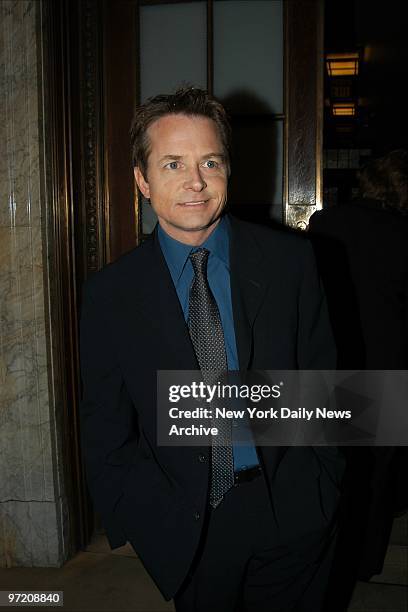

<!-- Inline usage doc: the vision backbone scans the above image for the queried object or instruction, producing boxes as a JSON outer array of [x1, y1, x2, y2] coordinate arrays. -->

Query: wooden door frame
[[43, 0, 324, 553], [41, 0, 88, 552]]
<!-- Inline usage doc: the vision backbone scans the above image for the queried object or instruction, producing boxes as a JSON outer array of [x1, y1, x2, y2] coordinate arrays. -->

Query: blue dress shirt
[[158, 217, 259, 471]]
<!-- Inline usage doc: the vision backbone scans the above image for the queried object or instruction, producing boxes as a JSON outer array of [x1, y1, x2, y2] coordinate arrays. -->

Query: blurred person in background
[[309, 149, 408, 611]]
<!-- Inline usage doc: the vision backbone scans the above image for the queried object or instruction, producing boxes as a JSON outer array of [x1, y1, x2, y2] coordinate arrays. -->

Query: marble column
[[0, 0, 67, 567]]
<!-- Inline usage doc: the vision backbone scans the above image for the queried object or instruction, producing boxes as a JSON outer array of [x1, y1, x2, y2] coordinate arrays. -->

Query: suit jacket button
[[193, 511, 200, 521], [198, 454, 206, 463]]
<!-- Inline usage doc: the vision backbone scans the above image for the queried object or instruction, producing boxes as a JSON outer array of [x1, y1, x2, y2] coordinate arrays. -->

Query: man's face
[[134, 114, 228, 245]]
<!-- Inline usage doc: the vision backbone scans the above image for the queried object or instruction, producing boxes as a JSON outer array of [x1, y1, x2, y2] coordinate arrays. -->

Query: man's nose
[[183, 166, 207, 191]]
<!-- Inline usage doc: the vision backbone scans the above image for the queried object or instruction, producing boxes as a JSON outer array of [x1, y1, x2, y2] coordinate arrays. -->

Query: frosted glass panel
[[214, 0, 283, 114], [140, 2, 207, 102]]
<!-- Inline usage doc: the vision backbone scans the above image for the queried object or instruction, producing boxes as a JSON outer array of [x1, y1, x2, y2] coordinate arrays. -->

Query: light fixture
[[332, 102, 356, 117], [326, 52, 359, 77]]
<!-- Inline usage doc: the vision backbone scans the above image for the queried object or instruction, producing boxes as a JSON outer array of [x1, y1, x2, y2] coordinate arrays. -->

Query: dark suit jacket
[[80, 215, 345, 600]]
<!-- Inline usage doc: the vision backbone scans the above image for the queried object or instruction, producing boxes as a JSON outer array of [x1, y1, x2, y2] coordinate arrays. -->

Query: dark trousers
[[173, 474, 337, 612]]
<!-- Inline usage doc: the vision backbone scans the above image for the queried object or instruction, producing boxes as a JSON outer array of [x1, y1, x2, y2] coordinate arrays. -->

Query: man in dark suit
[[80, 87, 345, 611]]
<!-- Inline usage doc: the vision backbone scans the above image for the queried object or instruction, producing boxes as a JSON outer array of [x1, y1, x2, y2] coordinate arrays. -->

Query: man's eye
[[166, 161, 180, 170], [204, 160, 218, 169]]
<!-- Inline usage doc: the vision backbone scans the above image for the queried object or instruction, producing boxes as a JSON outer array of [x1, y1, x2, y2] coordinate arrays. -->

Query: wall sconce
[[332, 102, 356, 116], [326, 52, 359, 76]]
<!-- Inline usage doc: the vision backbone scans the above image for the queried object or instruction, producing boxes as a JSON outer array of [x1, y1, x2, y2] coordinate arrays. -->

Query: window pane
[[213, 0, 283, 114], [140, 2, 207, 102]]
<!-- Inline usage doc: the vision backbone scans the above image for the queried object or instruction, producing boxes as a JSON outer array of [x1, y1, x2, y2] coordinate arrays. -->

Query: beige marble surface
[[0, 0, 64, 567]]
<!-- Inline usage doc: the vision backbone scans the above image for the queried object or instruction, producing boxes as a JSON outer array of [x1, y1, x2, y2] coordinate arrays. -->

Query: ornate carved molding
[[79, 0, 106, 274]]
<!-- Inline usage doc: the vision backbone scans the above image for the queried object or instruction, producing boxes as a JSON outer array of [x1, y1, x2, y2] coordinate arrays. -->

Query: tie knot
[[189, 248, 210, 276]]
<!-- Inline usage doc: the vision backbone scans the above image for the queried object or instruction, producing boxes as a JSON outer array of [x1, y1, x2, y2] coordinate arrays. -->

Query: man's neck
[[158, 217, 223, 246]]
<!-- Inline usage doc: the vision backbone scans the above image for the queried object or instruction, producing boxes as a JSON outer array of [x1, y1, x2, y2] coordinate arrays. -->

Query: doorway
[[46, 0, 325, 552]]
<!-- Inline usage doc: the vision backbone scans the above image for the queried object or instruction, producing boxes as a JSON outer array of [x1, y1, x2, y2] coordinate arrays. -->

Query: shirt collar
[[158, 215, 230, 285]]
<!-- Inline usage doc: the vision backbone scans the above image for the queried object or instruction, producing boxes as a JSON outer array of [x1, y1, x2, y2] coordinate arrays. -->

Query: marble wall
[[0, 0, 66, 566]]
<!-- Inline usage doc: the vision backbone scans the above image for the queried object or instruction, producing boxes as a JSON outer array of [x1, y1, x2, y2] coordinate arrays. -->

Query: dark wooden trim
[[42, 0, 87, 552], [78, 0, 107, 273], [207, 0, 213, 94], [284, 0, 324, 229], [104, 0, 140, 258], [283, 0, 289, 222], [135, 0, 141, 105]]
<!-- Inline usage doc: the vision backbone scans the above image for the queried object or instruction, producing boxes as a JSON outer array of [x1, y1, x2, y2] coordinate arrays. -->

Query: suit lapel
[[228, 216, 271, 371], [125, 230, 198, 370]]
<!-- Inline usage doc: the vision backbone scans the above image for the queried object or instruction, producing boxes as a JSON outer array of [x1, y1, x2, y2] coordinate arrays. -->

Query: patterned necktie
[[188, 248, 234, 508]]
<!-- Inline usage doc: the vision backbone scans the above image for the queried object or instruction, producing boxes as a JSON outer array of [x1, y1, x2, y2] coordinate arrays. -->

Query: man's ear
[[134, 167, 150, 199]]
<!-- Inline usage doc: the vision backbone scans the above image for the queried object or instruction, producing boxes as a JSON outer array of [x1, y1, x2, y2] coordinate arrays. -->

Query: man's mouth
[[179, 199, 208, 207]]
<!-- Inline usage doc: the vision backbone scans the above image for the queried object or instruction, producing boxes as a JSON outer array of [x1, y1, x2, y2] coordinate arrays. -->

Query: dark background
[[323, 0, 407, 205]]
